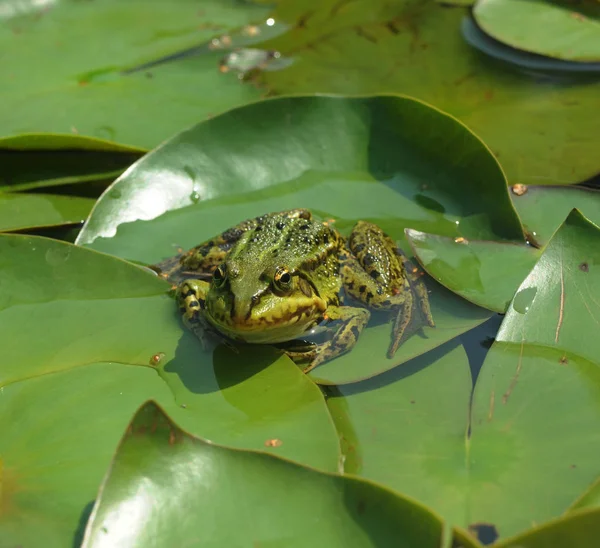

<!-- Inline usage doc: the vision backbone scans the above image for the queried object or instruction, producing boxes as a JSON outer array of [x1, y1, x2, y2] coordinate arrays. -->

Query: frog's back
[[226, 213, 344, 303]]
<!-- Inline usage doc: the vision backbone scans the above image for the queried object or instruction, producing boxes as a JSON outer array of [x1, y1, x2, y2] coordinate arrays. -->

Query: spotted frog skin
[[153, 209, 434, 372]]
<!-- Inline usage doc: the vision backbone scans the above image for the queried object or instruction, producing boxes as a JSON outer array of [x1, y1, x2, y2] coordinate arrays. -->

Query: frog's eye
[[212, 264, 227, 287], [274, 267, 292, 291]]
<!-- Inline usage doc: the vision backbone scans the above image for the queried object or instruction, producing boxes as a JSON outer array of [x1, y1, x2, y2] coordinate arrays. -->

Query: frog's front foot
[[297, 306, 370, 373], [176, 279, 211, 349]]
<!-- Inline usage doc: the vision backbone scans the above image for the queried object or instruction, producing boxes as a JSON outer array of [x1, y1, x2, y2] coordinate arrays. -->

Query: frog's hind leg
[[341, 220, 434, 359], [402, 256, 435, 329], [341, 255, 414, 358]]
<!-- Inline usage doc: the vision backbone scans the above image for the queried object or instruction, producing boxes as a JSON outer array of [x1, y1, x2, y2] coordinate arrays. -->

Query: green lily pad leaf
[[0, 0, 271, 148], [568, 477, 600, 511], [83, 401, 444, 548], [511, 184, 600, 246], [326, 342, 475, 530], [328, 210, 600, 540], [0, 148, 141, 192], [0, 133, 145, 152], [473, 0, 600, 63], [0, 234, 340, 546], [77, 95, 511, 383], [498, 209, 600, 362], [254, 1, 600, 185], [462, 15, 600, 73], [77, 95, 524, 247], [406, 229, 540, 312], [0, 192, 95, 232], [437, 0, 476, 5], [494, 508, 600, 548]]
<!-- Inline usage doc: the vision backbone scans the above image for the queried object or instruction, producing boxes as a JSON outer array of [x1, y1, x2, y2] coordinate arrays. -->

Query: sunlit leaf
[[0, 193, 94, 232], [254, 0, 600, 185], [406, 230, 540, 312], [0, 0, 271, 148], [77, 95, 517, 382], [83, 401, 445, 548], [328, 210, 600, 540], [0, 234, 340, 546], [473, 0, 600, 62]]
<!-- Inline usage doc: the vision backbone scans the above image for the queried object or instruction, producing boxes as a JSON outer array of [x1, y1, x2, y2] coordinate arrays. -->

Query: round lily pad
[[473, 0, 600, 63], [77, 95, 521, 383]]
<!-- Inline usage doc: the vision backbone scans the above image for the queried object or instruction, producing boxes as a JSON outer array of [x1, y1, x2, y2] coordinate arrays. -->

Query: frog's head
[[204, 258, 327, 344]]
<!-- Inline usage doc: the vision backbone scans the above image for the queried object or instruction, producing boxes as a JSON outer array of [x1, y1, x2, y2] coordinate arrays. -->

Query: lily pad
[[0, 193, 95, 232], [462, 15, 600, 73], [473, 0, 600, 63], [0, 234, 340, 546], [407, 187, 600, 313], [510, 184, 600, 246], [83, 401, 444, 548], [254, 1, 600, 185], [0, 0, 270, 148], [327, 210, 600, 540], [406, 229, 540, 312], [77, 95, 517, 382], [493, 508, 600, 548], [0, 148, 141, 192]]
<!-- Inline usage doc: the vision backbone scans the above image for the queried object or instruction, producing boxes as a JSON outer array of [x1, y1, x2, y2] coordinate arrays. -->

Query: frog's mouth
[[206, 295, 327, 344]]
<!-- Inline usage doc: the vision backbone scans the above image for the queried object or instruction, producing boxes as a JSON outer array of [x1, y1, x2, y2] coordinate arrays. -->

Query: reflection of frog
[[153, 209, 434, 372]]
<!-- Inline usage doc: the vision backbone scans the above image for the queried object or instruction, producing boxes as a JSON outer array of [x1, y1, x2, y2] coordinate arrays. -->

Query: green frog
[[153, 209, 434, 372]]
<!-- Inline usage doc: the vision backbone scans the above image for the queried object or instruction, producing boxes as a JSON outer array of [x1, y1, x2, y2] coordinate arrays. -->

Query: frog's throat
[[206, 295, 327, 344]]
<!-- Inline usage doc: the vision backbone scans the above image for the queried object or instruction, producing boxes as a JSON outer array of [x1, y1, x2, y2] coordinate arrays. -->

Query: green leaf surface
[[0, 192, 95, 232], [0, 148, 140, 192], [77, 95, 513, 383], [462, 15, 600, 73], [0, 234, 340, 546], [254, 1, 600, 185], [568, 476, 600, 511], [473, 0, 600, 62], [0, 133, 145, 152], [511, 184, 600, 246], [406, 230, 540, 312], [0, 0, 270, 148], [408, 186, 600, 313], [494, 508, 600, 548], [327, 343, 474, 531], [328, 210, 600, 540], [497, 209, 600, 362], [83, 401, 444, 548]]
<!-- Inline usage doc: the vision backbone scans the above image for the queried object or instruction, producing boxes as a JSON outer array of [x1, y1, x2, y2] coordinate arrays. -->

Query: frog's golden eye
[[213, 264, 227, 287], [274, 267, 292, 290]]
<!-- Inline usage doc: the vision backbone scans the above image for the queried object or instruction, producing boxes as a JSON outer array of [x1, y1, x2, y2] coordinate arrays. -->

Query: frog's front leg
[[176, 279, 211, 349], [299, 306, 370, 373]]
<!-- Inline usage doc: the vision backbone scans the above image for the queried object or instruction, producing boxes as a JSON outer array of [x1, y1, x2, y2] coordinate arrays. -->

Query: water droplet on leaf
[[513, 286, 537, 314]]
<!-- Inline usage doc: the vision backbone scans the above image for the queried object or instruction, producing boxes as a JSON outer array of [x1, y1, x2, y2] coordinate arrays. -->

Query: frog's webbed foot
[[296, 306, 370, 373], [401, 256, 435, 330]]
